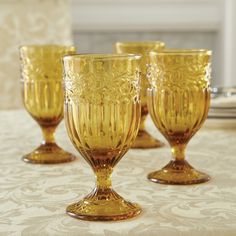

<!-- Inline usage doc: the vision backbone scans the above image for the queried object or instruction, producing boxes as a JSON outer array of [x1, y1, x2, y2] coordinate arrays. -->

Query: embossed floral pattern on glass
[[20, 45, 76, 164], [147, 49, 212, 185], [63, 54, 142, 221], [115, 41, 165, 148]]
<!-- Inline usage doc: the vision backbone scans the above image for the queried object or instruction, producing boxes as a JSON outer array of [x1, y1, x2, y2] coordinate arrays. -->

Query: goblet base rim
[[66, 189, 141, 221], [147, 160, 210, 185], [66, 205, 141, 221], [131, 129, 164, 149], [22, 143, 76, 164]]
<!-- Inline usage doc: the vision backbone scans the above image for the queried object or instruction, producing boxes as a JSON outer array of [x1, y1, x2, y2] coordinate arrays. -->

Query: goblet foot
[[66, 188, 141, 221], [132, 129, 164, 149], [22, 143, 76, 164], [147, 160, 210, 185]]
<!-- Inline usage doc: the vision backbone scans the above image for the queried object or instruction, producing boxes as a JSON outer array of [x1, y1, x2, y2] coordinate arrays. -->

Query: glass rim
[[19, 44, 75, 50], [150, 49, 212, 55], [115, 41, 165, 47], [63, 53, 142, 61]]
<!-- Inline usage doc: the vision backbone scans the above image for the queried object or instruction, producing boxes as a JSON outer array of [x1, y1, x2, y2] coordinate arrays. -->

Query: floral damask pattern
[[0, 110, 236, 235], [147, 53, 211, 90], [20, 46, 75, 82], [0, 0, 73, 109], [63, 58, 140, 104]]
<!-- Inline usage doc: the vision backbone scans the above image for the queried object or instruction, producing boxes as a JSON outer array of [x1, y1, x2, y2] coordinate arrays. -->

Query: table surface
[[1, 110, 236, 236]]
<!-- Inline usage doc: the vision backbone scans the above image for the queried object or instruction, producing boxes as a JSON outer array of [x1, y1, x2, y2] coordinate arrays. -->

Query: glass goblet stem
[[41, 126, 56, 144], [171, 144, 186, 161], [139, 104, 148, 131], [95, 168, 112, 190]]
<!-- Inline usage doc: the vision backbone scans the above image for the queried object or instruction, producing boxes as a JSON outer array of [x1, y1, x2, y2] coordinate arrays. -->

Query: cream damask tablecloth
[[1, 110, 236, 236]]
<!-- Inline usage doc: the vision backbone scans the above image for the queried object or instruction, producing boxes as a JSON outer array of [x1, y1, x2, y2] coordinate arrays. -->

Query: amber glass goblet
[[20, 45, 76, 164], [147, 50, 212, 185], [115, 41, 165, 148], [63, 54, 142, 221]]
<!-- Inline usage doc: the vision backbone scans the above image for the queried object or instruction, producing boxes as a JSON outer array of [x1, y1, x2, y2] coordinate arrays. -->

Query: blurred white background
[[71, 0, 236, 88], [0, 0, 236, 108]]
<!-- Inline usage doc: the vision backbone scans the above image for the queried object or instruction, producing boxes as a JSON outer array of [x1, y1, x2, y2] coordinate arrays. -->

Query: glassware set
[[63, 54, 142, 221], [115, 41, 165, 148], [147, 50, 211, 185], [20, 45, 76, 164], [19, 43, 212, 221]]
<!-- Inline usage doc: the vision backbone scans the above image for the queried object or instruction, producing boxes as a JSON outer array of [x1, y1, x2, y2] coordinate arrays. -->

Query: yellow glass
[[147, 50, 211, 185], [20, 45, 76, 164], [115, 41, 165, 148], [63, 54, 142, 221]]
